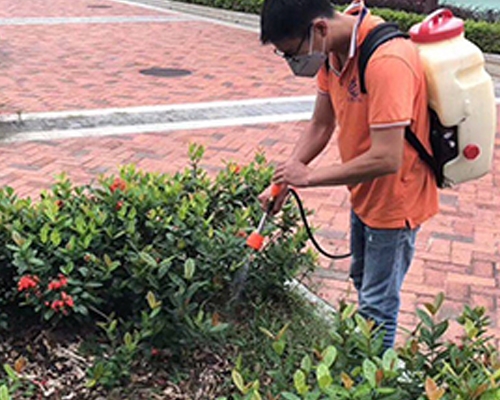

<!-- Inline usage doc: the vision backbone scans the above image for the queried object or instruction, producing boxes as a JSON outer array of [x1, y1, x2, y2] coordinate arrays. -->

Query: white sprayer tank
[[409, 9, 496, 185]]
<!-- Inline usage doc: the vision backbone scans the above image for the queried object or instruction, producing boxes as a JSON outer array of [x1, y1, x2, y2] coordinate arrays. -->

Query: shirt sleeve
[[317, 64, 329, 94], [365, 55, 416, 129]]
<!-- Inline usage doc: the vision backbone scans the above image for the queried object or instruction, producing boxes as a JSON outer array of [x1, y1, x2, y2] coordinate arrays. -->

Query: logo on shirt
[[347, 78, 361, 102]]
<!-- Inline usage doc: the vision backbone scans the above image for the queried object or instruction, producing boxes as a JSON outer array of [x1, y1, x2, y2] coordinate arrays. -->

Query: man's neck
[[328, 13, 357, 69]]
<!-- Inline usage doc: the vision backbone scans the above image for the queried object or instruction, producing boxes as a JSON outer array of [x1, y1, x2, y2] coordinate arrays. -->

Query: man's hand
[[273, 159, 312, 188], [258, 184, 289, 215]]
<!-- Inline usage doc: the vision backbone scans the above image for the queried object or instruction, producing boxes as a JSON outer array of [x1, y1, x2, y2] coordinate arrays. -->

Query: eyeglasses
[[274, 24, 312, 60]]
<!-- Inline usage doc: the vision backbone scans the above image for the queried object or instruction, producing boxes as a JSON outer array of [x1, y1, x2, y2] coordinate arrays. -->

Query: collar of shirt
[[327, 0, 369, 76]]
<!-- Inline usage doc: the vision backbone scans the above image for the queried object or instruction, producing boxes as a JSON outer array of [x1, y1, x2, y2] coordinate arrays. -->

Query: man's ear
[[313, 19, 328, 38]]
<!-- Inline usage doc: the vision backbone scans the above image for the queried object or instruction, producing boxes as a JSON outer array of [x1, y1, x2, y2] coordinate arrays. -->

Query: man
[[259, 0, 439, 349]]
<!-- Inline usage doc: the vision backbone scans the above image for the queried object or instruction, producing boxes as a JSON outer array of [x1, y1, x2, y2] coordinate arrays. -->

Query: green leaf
[[281, 393, 301, 400], [3, 364, 17, 381], [184, 258, 196, 280], [300, 354, 312, 375], [158, 263, 171, 279], [424, 303, 436, 316], [382, 349, 398, 372], [341, 303, 357, 320], [11, 231, 23, 247], [40, 224, 50, 244], [464, 318, 479, 339], [316, 363, 333, 390], [146, 291, 161, 309], [50, 229, 62, 246], [321, 346, 337, 368], [434, 320, 449, 339], [210, 323, 229, 333], [124, 332, 132, 348], [294, 370, 309, 395], [304, 390, 322, 400], [250, 390, 262, 400], [61, 262, 74, 275], [272, 340, 286, 356], [0, 385, 10, 400], [235, 354, 243, 371], [363, 359, 378, 388], [232, 370, 247, 394], [83, 233, 92, 249], [434, 292, 445, 312], [258, 327, 275, 340], [376, 387, 397, 395], [140, 252, 158, 268], [416, 309, 434, 328], [355, 314, 371, 338]]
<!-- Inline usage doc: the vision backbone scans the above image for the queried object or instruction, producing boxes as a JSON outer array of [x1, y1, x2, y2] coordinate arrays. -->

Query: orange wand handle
[[246, 183, 285, 251]]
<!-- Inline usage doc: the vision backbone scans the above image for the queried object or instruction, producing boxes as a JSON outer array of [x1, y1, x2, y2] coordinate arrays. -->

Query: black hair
[[260, 0, 335, 44]]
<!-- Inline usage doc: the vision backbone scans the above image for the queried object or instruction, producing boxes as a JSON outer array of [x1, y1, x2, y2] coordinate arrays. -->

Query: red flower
[[17, 275, 39, 292], [229, 163, 241, 174], [55, 200, 64, 209], [48, 280, 62, 291], [116, 201, 124, 211], [61, 292, 74, 308], [58, 274, 68, 286], [151, 348, 160, 357], [110, 178, 127, 193], [48, 275, 68, 291], [51, 300, 64, 311]]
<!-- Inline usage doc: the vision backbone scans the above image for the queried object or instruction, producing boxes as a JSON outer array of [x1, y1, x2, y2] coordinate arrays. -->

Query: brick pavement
[[0, 0, 314, 114], [0, 0, 499, 346], [0, 0, 163, 18]]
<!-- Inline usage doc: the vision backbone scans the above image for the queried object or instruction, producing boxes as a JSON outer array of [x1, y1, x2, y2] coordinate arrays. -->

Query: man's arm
[[273, 125, 404, 187], [290, 92, 336, 165], [306, 126, 404, 187]]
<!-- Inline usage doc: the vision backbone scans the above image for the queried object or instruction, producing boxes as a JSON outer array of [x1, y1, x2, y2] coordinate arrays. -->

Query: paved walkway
[[0, 0, 499, 346]]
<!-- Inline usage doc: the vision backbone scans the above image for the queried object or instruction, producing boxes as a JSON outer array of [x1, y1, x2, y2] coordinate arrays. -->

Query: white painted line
[[108, 0, 259, 32], [0, 96, 315, 122], [2, 112, 312, 143]]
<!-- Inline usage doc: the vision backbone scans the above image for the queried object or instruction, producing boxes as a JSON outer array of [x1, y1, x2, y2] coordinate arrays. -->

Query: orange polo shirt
[[317, 3, 438, 229]]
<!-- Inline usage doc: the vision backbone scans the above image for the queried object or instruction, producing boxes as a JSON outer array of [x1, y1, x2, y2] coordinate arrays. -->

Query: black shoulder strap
[[358, 22, 408, 94], [358, 23, 443, 186], [404, 126, 442, 185]]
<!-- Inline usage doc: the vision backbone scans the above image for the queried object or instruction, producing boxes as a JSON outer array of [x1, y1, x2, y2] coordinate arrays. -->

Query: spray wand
[[230, 183, 351, 303]]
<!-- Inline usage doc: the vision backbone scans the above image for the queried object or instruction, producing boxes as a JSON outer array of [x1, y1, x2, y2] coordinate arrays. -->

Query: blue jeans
[[350, 211, 418, 350]]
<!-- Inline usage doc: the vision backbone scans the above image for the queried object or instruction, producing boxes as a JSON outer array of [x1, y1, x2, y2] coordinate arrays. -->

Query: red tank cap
[[410, 9, 464, 44], [463, 144, 480, 160]]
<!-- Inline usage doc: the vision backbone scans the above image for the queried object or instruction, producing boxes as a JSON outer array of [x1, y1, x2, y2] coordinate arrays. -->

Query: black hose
[[287, 188, 351, 260]]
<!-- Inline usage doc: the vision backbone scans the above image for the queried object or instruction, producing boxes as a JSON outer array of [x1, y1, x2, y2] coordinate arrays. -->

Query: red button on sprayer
[[463, 144, 480, 160]]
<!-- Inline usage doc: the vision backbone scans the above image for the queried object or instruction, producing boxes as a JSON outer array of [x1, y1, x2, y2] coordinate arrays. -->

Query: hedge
[[173, 0, 500, 54]]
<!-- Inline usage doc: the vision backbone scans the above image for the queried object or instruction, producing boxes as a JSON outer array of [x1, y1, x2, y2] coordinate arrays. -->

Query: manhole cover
[[87, 4, 112, 8], [139, 68, 192, 78]]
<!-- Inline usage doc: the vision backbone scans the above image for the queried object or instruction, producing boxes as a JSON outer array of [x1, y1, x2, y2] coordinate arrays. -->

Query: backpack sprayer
[[231, 183, 351, 302]]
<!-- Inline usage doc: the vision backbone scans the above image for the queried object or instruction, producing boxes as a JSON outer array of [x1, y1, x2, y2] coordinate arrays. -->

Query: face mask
[[287, 29, 327, 78]]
